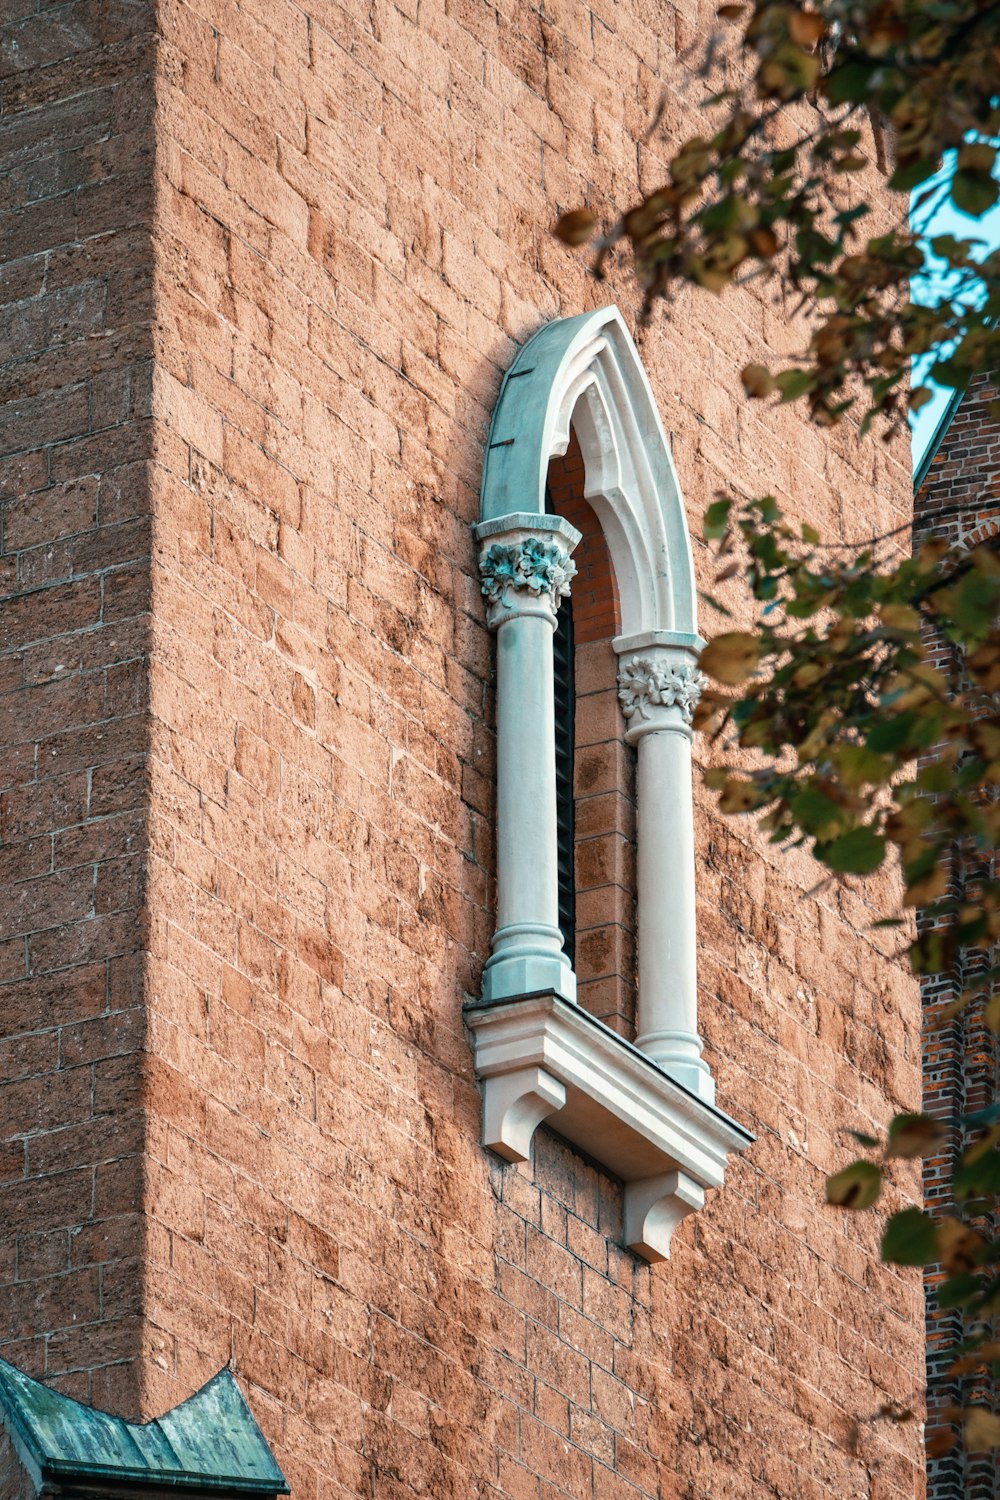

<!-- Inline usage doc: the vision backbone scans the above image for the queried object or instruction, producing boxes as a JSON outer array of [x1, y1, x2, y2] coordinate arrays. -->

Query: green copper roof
[[0, 1357, 289, 1495]]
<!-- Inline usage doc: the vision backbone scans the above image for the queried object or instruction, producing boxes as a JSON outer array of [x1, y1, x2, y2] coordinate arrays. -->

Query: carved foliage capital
[[479, 537, 576, 617], [617, 655, 707, 727]]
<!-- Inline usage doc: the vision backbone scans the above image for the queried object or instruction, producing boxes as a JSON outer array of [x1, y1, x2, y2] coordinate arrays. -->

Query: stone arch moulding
[[466, 305, 752, 1262]]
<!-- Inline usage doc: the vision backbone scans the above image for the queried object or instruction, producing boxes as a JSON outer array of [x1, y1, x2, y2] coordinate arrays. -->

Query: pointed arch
[[480, 305, 699, 645]]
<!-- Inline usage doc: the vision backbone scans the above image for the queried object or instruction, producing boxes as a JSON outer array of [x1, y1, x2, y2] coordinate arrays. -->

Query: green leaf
[[940, 569, 1000, 634], [887, 1113, 947, 1159], [774, 369, 812, 402], [835, 745, 891, 789], [889, 158, 939, 193], [958, 143, 997, 176], [742, 363, 774, 398], [866, 712, 920, 753], [824, 60, 875, 104], [916, 761, 954, 794], [956, 1150, 1000, 1199], [930, 233, 974, 262], [939, 1272, 982, 1309], [790, 784, 844, 838], [826, 1160, 882, 1209], [932, 357, 973, 389], [937, 1217, 986, 1274], [820, 826, 886, 875], [702, 193, 747, 233], [881, 1208, 938, 1266], [699, 632, 762, 684], [704, 498, 733, 540], [953, 171, 1000, 218]]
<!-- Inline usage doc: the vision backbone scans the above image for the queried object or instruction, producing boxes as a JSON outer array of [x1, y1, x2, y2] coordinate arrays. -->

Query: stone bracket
[[482, 1066, 567, 1162], [466, 992, 753, 1265], [624, 1171, 705, 1263]]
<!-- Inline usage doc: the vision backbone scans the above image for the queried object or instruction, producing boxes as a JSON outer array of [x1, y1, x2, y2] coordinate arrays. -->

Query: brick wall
[[916, 374, 1000, 1500], [0, 0, 928, 1495], [548, 435, 621, 648], [0, 0, 157, 1416], [572, 629, 637, 1037], [0, 1425, 31, 1500], [139, 0, 924, 1481], [548, 435, 638, 1036]]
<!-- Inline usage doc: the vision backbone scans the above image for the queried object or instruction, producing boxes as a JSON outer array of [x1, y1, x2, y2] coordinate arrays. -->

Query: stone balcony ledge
[[465, 991, 753, 1263]]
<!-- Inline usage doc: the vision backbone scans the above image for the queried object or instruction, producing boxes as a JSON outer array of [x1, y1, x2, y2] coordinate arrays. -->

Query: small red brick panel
[[547, 433, 621, 646], [915, 370, 1000, 1500]]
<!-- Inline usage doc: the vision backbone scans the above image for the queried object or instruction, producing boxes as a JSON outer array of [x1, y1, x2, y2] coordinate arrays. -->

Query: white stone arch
[[479, 304, 699, 648], [468, 307, 751, 1263], [476, 304, 709, 1085]]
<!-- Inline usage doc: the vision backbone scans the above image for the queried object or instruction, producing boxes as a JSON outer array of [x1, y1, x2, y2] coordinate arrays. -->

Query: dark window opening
[[553, 589, 576, 963], [548, 485, 576, 963]]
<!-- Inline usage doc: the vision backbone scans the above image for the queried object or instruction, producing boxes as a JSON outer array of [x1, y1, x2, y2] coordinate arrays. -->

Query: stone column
[[616, 638, 714, 1103], [475, 513, 581, 1006]]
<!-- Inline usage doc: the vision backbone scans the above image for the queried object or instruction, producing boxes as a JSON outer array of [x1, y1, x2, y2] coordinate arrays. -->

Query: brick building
[[0, 1, 925, 1498], [915, 374, 1000, 1500]]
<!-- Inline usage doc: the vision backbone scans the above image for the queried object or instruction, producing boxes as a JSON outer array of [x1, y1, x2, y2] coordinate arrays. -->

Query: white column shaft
[[476, 517, 579, 1005], [495, 613, 560, 937], [635, 730, 699, 1062], [617, 644, 713, 1103]]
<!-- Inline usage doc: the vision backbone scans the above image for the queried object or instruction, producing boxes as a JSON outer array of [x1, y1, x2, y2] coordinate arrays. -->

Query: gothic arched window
[[466, 306, 752, 1262]]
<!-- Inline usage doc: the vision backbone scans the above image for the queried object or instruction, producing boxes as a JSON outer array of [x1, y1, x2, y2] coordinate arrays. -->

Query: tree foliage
[[696, 493, 1000, 974], [557, 0, 1000, 1456], [556, 0, 1000, 431], [695, 498, 1000, 1442]]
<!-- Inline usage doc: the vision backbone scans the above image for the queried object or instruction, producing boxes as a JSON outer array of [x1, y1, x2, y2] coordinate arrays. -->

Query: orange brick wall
[[0, 1425, 31, 1500], [547, 434, 621, 647], [0, 1, 927, 1498], [572, 631, 638, 1037]]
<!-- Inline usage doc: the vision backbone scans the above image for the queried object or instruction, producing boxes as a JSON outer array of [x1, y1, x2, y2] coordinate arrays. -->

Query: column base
[[481, 927, 577, 1006], [634, 1030, 715, 1105]]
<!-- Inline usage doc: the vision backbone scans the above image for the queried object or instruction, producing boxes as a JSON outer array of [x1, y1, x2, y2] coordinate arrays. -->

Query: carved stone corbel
[[624, 1171, 706, 1263], [481, 1066, 567, 1162], [465, 993, 753, 1265]]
